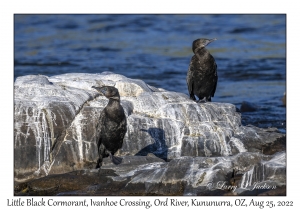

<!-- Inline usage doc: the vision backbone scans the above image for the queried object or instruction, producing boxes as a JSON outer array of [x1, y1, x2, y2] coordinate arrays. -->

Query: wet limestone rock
[[14, 72, 286, 195], [15, 152, 286, 196]]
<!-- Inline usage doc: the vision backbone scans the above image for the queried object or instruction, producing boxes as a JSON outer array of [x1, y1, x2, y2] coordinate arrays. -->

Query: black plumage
[[187, 38, 218, 102], [92, 86, 127, 168]]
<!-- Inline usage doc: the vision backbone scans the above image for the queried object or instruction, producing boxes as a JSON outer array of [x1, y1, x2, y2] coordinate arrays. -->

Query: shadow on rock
[[135, 128, 168, 161]]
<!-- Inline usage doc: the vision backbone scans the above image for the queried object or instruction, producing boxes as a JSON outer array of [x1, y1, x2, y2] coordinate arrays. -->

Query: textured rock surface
[[15, 152, 286, 196], [14, 72, 286, 195]]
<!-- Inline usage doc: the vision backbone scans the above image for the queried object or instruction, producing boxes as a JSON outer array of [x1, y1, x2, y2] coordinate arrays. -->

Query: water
[[14, 14, 286, 133]]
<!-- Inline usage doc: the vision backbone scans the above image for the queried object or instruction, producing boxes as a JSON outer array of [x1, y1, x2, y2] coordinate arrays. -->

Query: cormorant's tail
[[109, 153, 123, 165]]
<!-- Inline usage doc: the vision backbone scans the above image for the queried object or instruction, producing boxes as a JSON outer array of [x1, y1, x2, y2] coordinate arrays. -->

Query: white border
[[2, 0, 298, 209]]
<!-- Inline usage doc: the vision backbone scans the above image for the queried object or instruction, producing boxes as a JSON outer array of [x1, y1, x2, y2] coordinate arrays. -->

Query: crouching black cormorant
[[187, 38, 218, 102], [92, 86, 127, 168]]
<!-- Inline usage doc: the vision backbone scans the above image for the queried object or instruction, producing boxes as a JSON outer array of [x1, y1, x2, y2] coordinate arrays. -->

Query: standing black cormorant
[[92, 86, 127, 168], [187, 38, 218, 102]]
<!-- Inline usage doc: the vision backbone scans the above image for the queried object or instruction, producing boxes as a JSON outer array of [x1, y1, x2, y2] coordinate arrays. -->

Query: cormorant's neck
[[108, 97, 120, 105], [195, 47, 210, 59], [106, 98, 124, 122]]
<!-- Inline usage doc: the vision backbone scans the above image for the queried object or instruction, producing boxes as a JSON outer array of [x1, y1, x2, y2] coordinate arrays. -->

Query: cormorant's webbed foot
[[197, 97, 208, 103], [190, 95, 197, 101]]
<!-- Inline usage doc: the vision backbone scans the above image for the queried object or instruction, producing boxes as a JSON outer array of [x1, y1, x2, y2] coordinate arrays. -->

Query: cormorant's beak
[[92, 86, 105, 95], [205, 38, 217, 46]]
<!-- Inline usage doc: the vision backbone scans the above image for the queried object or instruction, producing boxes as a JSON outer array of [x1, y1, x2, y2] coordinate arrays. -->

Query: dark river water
[[14, 14, 286, 133]]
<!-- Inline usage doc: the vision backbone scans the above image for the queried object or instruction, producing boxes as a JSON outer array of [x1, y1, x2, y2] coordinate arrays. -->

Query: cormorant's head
[[192, 38, 217, 54], [92, 86, 120, 100]]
